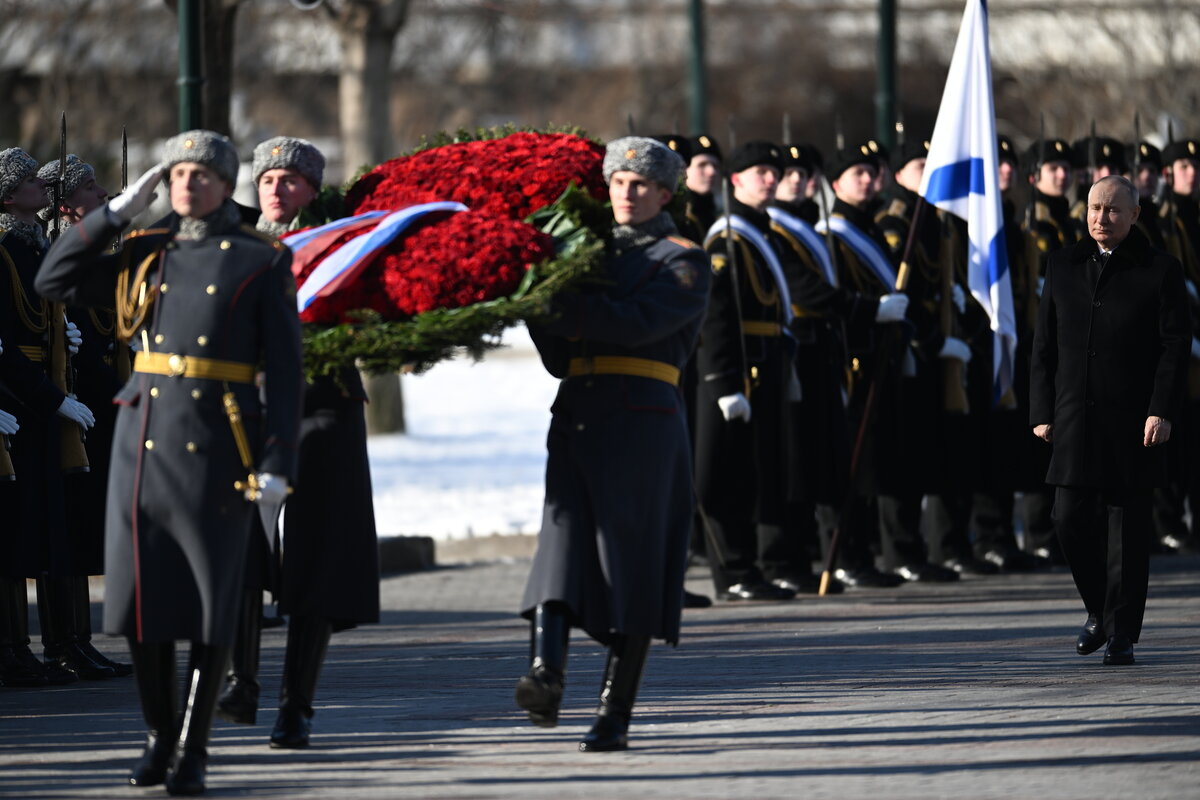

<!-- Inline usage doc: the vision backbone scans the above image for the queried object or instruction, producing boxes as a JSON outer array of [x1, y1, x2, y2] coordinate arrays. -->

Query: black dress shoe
[[46, 642, 117, 680], [770, 574, 845, 594], [216, 675, 260, 725], [514, 665, 564, 728], [893, 563, 960, 583], [834, 567, 904, 589], [579, 713, 629, 752], [129, 733, 176, 787], [76, 641, 133, 677], [682, 590, 713, 609], [942, 556, 1000, 576], [719, 582, 796, 601], [270, 705, 313, 749], [1103, 635, 1135, 666], [983, 547, 1040, 572], [0, 646, 49, 687], [165, 747, 207, 796], [1076, 616, 1106, 655]]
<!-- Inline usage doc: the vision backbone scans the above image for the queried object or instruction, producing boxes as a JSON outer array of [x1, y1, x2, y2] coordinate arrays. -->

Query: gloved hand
[[938, 336, 972, 364], [875, 293, 909, 323], [107, 164, 165, 224], [1192, 337, 1200, 360], [952, 284, 967, 314], [65, 318, 82, 355], [1036, 276, 1045, 297], [56, 396, 95, 429], [717, 393, 752, 423], [0, 335, 4, 356], [0, 408, 18, 435], [255, 473, 289, 505]]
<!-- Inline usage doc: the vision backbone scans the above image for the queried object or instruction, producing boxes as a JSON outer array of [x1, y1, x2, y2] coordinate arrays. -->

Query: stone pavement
[[2, 554, 1199, 799]]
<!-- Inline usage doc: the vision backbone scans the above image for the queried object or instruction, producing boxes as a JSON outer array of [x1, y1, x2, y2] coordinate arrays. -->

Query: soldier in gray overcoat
[[36, 130, 303, 795], [516, 136, 710, 751]]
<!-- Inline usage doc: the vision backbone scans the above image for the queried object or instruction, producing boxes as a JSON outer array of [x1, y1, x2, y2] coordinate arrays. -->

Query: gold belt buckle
[[167, 354, 187, 377]]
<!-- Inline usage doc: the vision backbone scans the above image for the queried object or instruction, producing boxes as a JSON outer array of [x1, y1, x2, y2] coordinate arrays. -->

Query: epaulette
[[875, 198, 908, 224], [125, 227, 172, 241], [665, 234, 700, 250], [239, 224, 286, 250]]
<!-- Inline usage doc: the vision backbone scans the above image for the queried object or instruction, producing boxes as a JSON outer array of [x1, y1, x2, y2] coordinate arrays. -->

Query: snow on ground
[[367, 325, 557, 540]]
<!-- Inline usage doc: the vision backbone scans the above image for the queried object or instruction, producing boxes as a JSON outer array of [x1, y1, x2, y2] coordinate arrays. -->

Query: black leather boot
[[579, 634, 651, 752], [514, 602, 570, 728], [38, 576, 114, 680], [72, 576, 132, 677], [166, 642, 230, 796], [0, 578, 48, 687], [217, 588, 263, 724], [128, 639, 179, 786], [270, 616, 332, 749]]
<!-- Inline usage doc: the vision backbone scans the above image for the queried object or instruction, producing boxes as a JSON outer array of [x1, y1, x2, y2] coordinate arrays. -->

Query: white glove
[[717, 392, 752, 423], [56, 396, 95, 429], [108, 164, 165, 224], [255, 473, 289, 505], [1036, 276, 1045, 297], [952, 284, 966, 314], [0, 335, 4, 356], [1191, 337, 1200, 360], [1188, 280, 1199, 303], [938, 336, 972, 364], [65, 318, 82, 355], [0, 408, 18, 435], [875, 293, 909, 323]]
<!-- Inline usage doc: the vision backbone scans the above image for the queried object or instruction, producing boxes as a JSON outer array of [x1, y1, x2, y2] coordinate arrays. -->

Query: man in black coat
[[1031, 175, 1190, 666], [517, 136, 710, 752]]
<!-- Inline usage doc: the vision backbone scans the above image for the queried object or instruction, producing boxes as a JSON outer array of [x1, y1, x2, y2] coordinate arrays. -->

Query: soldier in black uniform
[[516, 136, 710, 751], [37, 130, 303, 794], [685, 134, 722, 237], [1068, 137, 1128, 223], [0, 148, 97, 688], [694, 141, 799, 601], [217, 136, 381, 749]]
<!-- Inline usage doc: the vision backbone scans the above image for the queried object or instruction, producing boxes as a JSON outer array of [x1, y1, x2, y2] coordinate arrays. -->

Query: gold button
[[185, 442, 197, 453], [206, 285, 217, 295], [220, 241, 231, 250], [183, 139, 194, 149], [144, 440, 154, 450], [154, 334, 165, 344], [196, 335, 208, 346], [191, 389, 202, 400], [149, 387, 159, 398], [160, 283, 168, 293]]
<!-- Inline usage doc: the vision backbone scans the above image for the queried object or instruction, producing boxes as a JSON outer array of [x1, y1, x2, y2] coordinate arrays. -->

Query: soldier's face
[[1087, 180, 1140, 250], [258, 168, 318, 225], [894, 157, 926, 192], [803, 170, 822, 199], [1034, 160, 1070, 196], [998, 161, 1015, 193], [687, 154, 720, 195], [169, 162, 232, 220], [775, 167, 808, 203], [64, 177, 109, 221], [1135, 164, 1159, 199], [3, 174, 48, 216], [832, 164, 877, 208], [1169, 158, 1198, 196], [730, 164, 780, 210], [608, 171, 671, 226]]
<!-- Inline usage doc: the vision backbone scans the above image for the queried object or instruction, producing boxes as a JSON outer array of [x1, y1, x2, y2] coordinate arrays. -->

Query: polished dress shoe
[[270, 705, 313, 748], [682, 590, 713, 609], [76, 641, 133, 677], [165, 746, 207, 796], [129, 733, 176, 787], [719, 582, 796, 601], [983, 547, 1040, 572], [514, 665, 564, 728], [1103, 635, 1135, 666], [834, 567, 904, 589], [217, 675, 260, 725], [579, 713, 630, 752], [942, 556, 999, 576], [1075, 616, 1106, 655], [893, 563, 960, 583], [46, 641, 116, 680]]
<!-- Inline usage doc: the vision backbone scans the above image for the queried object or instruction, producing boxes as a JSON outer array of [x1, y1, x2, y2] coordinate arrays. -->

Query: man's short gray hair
[[1093, 174, 1139, 208]]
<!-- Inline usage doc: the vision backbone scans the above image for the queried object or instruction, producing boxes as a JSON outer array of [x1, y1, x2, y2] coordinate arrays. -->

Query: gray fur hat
[[37, 155, 96, 202], [0, 147, 39, 201], [252, 136, 325, 189], [603, 136, 685, 190], [162, 129, 240, 186]]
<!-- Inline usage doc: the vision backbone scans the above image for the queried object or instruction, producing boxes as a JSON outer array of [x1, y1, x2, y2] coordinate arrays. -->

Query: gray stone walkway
[[2, 555, 1199, 799]]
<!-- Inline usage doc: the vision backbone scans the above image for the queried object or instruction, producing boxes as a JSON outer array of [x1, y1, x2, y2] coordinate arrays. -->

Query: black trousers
[[1054, 486, 1152, 641]]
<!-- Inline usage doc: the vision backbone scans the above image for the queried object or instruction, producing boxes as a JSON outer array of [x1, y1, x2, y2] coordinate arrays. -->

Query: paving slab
[[2, 555, 1199, 799]]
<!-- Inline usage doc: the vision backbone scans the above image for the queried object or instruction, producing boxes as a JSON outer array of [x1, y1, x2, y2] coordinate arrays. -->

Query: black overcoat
[[35, 203, 303, 645], [1030, 226, 1190, 489], [521, 226, 710, 646]]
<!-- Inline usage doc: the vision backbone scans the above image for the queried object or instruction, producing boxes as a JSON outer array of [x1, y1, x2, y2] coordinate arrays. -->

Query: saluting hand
[[1033, 423, 1052, 442], [1144, 416, 1171, 447]]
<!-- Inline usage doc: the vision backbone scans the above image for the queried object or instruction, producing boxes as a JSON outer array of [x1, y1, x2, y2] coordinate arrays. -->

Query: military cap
[[867, 138, 892, 169], [798, 143, 825, 173], [828, 141, 878, 181], [997, 135, 1019, 167], [252, 136, 325, 189], [896, 137, 931, 169], [781, 143, 816, 173], [36, 155, 96, 204], [1162, 138, 1200, 165], [726, 141, 783, 175], [162, 129, 240, 186], [1070, 136, 1127, 172], [690, 134, 723, 162], [1023, 137, 1072, 175], [0, 147, 39, 201], [602, 136, 686, 189], [651, 134, 694, 164], [1132, 141, 1162, 171]]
